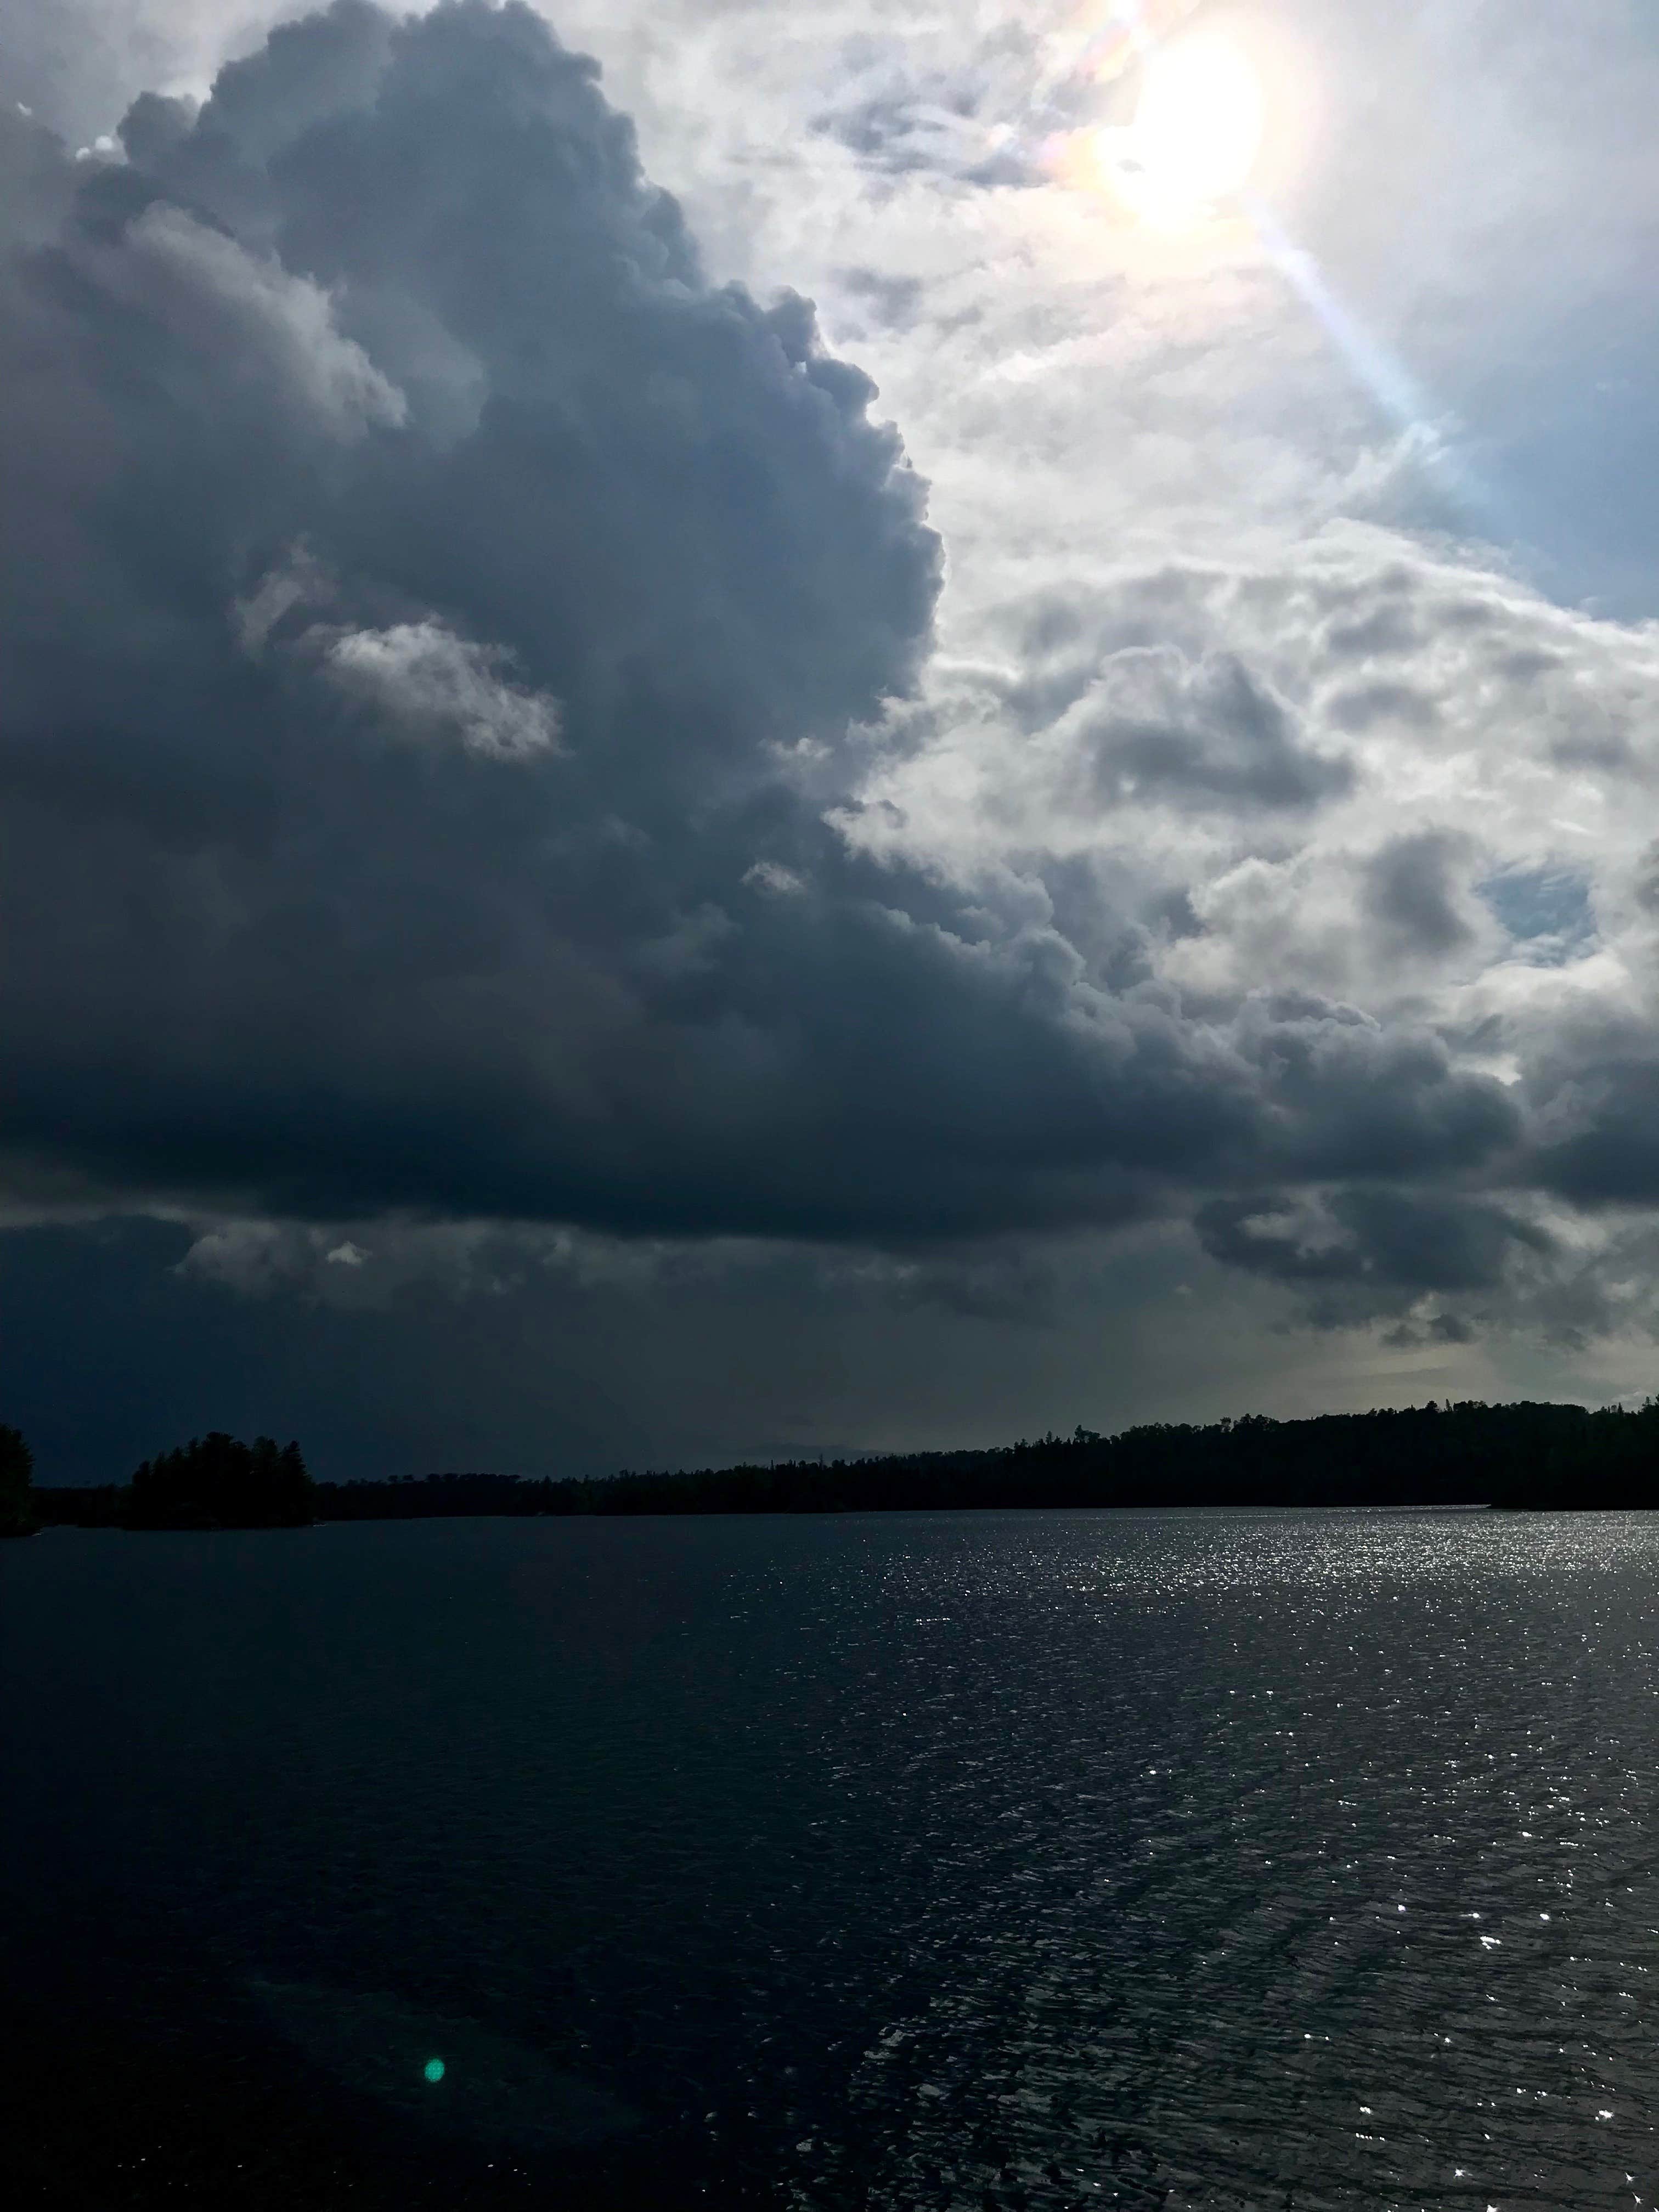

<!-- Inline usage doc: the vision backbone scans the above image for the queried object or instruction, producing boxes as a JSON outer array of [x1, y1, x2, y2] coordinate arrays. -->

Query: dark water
[[5, 1509, 1659, 2209]]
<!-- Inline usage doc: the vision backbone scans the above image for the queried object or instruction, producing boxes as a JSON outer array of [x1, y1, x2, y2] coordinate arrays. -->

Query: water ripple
[[5, 1508, 1659, 2209]]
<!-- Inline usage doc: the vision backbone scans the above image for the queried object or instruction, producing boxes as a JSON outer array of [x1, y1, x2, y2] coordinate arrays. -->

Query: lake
[[3, 1508, 1657, 2208]]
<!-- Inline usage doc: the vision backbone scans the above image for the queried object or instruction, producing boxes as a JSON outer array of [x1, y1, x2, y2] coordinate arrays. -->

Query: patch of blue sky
[[1477, 866, 1597, 966]]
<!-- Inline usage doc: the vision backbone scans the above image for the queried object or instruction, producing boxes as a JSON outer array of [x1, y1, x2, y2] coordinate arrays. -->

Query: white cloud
[[845, 529, 1659, 1028], [324, 620, 564, 760], [743, 860, 806, 896]]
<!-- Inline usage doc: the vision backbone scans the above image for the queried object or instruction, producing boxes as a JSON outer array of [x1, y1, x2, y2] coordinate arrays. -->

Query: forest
[[17, 1432, 317, 1533], [9, 1397, 1659, 1533]]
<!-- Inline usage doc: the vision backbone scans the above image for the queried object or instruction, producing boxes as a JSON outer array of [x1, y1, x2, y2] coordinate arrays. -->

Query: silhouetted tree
[[309, 1397, 1659, 1520], [0, 1424, 36, 1537], [30, 1400, 1659, 1532], [127, 1433, 317, 1529]]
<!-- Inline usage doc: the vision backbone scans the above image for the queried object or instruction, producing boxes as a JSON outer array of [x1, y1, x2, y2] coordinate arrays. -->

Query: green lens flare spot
[[423, 2057, 446, 2084]]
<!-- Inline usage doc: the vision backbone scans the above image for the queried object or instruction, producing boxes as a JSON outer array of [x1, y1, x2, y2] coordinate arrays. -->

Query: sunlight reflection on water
[[785, 1510, 1659, 2209], [6, 1508, 1659, 2210]]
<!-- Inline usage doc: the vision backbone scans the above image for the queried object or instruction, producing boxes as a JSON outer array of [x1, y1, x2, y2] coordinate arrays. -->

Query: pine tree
[[128, 1432, 317, 1528]]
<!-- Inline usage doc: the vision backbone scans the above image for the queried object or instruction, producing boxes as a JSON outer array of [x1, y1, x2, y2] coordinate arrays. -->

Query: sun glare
[[1105, 31, 1265, 222]]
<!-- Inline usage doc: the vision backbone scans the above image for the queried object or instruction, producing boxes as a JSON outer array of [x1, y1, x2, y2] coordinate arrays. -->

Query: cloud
[[1067, 649, 1352, 816], [8, 0, 1659, 1473], [323, 619, 563, 758], [1362, 831, 1478, 960], [120, 202, 408, 435], [2, 0, 1531, 1257], [1195, 1188, 1549, 1299]]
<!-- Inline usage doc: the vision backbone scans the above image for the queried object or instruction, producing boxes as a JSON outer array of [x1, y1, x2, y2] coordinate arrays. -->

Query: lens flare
[[1105, 32, 1265, 220]]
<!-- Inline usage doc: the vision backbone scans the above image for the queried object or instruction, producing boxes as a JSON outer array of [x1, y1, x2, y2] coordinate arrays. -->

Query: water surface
[[4, 1508, 1658, 2207]]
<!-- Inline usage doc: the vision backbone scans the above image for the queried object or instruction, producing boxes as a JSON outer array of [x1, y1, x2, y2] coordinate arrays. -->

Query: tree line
[[5, 1431, 316, 1533], [305, 1398, 1659, 1516], [7, 1396, 1659, 1536]]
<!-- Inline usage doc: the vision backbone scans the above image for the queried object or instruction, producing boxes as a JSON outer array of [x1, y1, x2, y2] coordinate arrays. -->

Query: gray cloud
[[1196, 1188, 1548, 1297], [1073, 650, 1353, 816], [118, 200, 410, 433], [1530, 1058, 1659, 1209], [0, 0, 1531, 1261], [1323, 680, 1438, 735], [10, 1, 1659, 1472], [1362, 831, 1478, 959]]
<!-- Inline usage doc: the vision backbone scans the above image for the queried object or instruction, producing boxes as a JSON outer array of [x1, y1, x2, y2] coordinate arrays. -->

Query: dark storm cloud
[[0, 1210, 1128, 1482], [1195, 1189, 1549, 1296], [1530, 1056, 1659, 1207], [0, 1, 1527, 1259]]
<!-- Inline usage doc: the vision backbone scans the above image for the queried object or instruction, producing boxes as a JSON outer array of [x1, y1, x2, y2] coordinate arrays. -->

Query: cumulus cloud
[[1362, 832, 1480, 961], [1065, 648, 1352, 816], [8, 0, 1659, 1474], [3, 0, 1530, 1257], [324, 620, 562, 757], [120, 202, 409, 435], [1195, 1188, 1550, 1302]]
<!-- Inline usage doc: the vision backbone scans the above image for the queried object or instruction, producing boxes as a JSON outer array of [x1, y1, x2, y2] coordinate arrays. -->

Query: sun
[[1102, 31, 1266, 223]]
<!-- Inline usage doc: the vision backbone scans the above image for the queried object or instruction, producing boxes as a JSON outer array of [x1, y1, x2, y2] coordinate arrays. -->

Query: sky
[[7, 0, 1659, 1482]]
